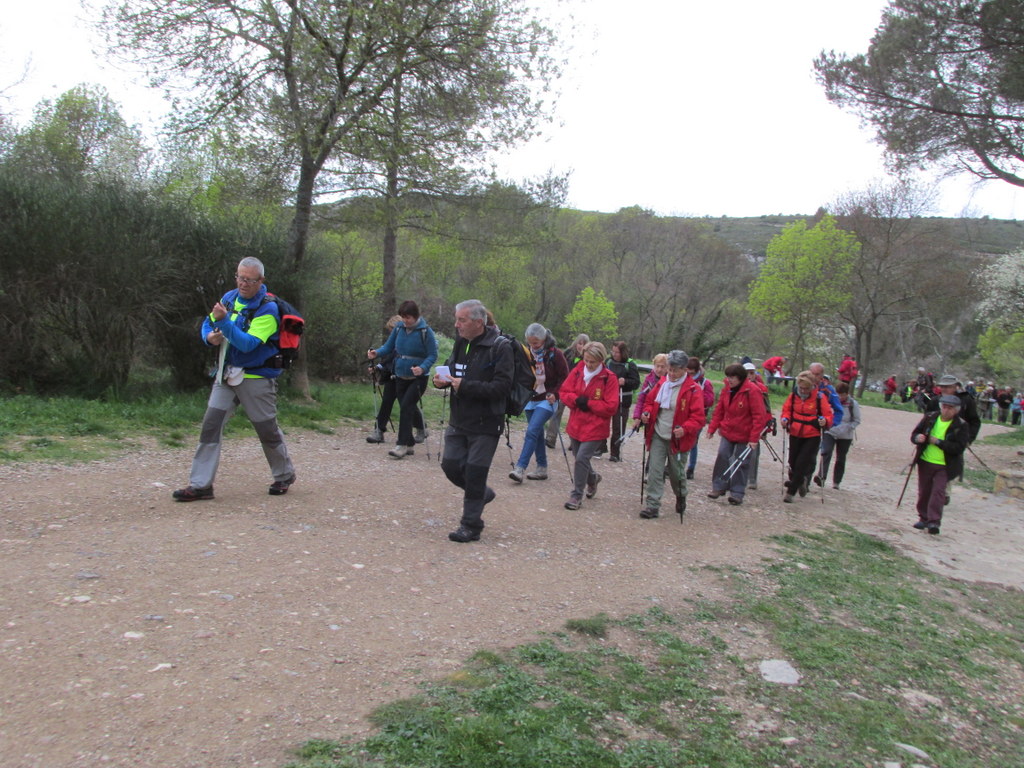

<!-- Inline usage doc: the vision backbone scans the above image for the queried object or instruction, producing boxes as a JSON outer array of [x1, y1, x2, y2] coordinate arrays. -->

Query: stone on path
[[758, 659, 801, 685]]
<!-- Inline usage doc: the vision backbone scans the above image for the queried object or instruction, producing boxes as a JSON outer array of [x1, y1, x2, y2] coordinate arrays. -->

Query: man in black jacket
[[911, 395, 969, 535], [433, 300, 514, 543]]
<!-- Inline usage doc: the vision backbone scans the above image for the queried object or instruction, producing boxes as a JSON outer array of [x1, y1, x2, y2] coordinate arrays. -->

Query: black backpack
[[493, 333, 538, 417], [235, 292, 305, 369]]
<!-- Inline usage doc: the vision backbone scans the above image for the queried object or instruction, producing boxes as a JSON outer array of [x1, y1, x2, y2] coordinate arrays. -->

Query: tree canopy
[[815, 0, 1024, 186]]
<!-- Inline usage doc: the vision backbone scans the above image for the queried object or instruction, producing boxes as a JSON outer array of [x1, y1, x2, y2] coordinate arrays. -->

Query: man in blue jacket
[[173, 257, 296, 501]]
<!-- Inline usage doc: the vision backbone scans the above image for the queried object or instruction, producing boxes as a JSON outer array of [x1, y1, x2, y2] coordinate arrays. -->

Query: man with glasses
[[172, 257, 296, 501]]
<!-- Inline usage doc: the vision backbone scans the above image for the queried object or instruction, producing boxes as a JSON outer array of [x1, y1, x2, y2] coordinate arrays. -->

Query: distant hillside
[[695, 214, 1024, 260]]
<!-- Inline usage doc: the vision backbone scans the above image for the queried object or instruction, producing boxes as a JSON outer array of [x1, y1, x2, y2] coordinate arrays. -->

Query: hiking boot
[[639, 507, 659, 519], [414, 428, 429, 444], [747, 482, 758, 490], [707, 490, 724, 499], [783, 494, 794, 503], [832, 483, 840, 490], [608, 455, 621, 463], [812, 475, 823, 487], [526, 467, 548, 480], [389, 445, 411, 459], [564, 495, 582, 510], [172, 485, 214, 502], [585, 472, 602, 499], [727, 496, 742, 506], [685, 468, 694, 480], [484, 487, 496, 504], [545, 437, 556, 449], [927, 525, 941, 535], [448, 526, 480, 543], [509, 466, 525, 483], [913, 520, 927, 530], [675, 496, 686, 517], [798, 478, 809, 497], [269, 474, 296, 496], [366, 427, 384, 444]]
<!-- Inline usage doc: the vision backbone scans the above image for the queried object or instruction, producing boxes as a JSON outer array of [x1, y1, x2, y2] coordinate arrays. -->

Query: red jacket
[[838, 357, 858, 383], [781, 391, 834, 438], [763, 356, 785, 375], [708, 379, 768, 445], [641, 375, 706, 454], [562, 362, 620, 442], [884, 376, 897, 396]]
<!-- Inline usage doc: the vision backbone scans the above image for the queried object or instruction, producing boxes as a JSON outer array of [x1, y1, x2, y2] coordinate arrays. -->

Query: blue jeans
[[516, 401, 554, 469]]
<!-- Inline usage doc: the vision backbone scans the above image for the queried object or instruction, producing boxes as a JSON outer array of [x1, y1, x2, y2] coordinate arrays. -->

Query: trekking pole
[[556, 427, 573, 478], [617, 426, 638, 446], [967, 444, 995, 474], [437, 388, 449, 463], [722, 444, 753, 483], [505, 414, 517, 468], [675, 450, 685, 524], [896, 455, 917, 508], [639, 426, 648, 504], [817, 452, 827, 505]]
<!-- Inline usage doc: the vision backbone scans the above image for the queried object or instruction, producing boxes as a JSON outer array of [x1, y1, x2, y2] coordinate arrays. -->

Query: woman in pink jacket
[[706, 363, 767, 506], [561, 341, 619, 510]]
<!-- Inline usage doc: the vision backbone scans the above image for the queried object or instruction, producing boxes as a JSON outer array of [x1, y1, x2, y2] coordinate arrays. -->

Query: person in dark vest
[[910, 395, 969, 535]]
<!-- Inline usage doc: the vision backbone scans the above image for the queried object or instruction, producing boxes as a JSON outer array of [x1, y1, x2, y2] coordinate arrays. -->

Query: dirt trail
[[1, 404, 1020, 768]]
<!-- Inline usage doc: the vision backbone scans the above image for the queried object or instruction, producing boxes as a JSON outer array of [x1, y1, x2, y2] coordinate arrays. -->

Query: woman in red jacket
[[638, 350, 706, 519], [561, 341, 619, 510], [780, 371, 834, 502], [706, 363, 768, 505]]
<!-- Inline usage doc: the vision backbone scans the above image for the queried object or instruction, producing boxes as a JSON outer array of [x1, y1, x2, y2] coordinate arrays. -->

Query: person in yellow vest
[[910, 394, 969, 535]]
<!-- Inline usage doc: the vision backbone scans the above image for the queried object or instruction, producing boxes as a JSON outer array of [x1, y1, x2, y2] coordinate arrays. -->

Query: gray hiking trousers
[[188, 378, 294, 489]]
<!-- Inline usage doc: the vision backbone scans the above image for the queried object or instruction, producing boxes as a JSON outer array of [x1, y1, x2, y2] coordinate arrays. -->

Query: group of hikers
[[166, 260, 981, 543]]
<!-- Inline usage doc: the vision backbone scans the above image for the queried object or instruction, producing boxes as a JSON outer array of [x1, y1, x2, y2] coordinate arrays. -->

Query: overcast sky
[[3, 0, 1022, 219]]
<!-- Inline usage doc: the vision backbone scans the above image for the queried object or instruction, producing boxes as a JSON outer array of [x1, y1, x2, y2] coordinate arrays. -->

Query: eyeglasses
[[235, 274, 262, 285]]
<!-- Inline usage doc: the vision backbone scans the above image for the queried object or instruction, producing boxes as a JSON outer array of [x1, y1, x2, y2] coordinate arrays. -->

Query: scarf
[[656, 375, 684, 409]]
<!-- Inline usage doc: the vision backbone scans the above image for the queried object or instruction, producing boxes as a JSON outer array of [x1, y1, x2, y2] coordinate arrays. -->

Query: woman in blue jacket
[[367, 300, 438, 458]]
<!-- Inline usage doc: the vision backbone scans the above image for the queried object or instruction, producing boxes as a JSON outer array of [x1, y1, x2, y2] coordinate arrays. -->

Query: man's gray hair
[[525, 322, 547, 340], [238, 257, 265, 277], [455, 299, 488, 322], [667, 349, 688, 368]]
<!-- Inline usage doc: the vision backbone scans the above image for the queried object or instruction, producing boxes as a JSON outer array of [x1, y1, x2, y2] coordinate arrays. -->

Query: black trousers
[[786, 434, 821, 495]]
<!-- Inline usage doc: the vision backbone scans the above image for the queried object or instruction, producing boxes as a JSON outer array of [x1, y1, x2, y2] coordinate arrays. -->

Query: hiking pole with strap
[[437, 388, 449, 463], [617, 426, 638, 446], [816, 451, 827, 505]]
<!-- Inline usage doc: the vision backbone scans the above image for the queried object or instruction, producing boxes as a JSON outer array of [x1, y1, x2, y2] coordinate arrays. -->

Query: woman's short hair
[[386, 314, 403, 331], [612, 340, 629, 358], [397, 300, 420, 319], [582, 341, 607, 362], [795, 371, 815, 389], [525, 322, 547, 341], [667, 349, 688, 369], [652, 353, 668, 366], [835, 381, 849, 395], [686, 356, 702, 372], [724, 363, 747, 380], [573, 333, 590, 346]]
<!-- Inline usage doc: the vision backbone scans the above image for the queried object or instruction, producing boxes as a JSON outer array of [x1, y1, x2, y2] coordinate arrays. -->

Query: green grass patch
[[285, 525, 1024, 768]]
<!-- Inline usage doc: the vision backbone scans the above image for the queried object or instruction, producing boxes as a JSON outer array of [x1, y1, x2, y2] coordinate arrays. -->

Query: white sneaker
[[526, 467, 548, 480], [508, 466, 524, 483], [388, 445, 410, 459]]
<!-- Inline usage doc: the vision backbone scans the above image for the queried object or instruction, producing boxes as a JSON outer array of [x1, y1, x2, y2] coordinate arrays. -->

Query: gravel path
[[1, 404, 1020, 767]]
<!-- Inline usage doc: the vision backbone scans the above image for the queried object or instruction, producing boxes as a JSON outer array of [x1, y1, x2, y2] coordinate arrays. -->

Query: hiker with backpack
[[560, 341, 619, 510], [508, 324, 569, 484], [815, 380, 860, 490], [367, 300, 437, 459], [366, 315, 425, 446], [172, 257, 297, 502], [431, 300, 513, 543], [780, 371, 834, 503]]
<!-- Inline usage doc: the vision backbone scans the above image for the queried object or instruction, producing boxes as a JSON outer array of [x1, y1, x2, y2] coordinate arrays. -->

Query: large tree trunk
[[282, 158, 319, 402]]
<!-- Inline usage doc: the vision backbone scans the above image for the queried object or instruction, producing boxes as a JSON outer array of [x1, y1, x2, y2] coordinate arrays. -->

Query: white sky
[[3, 0, 1022, 219]]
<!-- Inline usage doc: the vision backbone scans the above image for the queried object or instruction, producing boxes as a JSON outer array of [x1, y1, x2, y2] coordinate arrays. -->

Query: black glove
[[575, 395, 590, 411]]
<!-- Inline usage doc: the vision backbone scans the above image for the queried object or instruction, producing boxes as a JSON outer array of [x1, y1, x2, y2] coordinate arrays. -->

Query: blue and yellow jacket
[[202, 286, 282, 379]]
